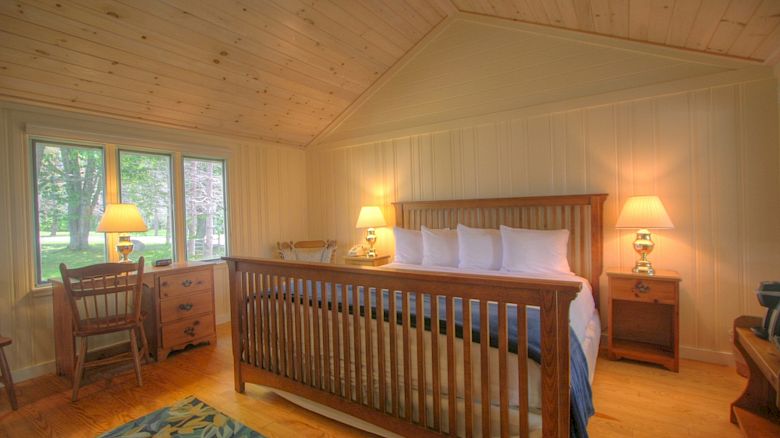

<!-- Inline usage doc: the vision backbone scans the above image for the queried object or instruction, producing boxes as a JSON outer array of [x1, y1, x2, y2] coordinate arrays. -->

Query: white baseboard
[[216, 313, 230, 325], [1, 360, 55, 386], [680, 346, 735, 366]]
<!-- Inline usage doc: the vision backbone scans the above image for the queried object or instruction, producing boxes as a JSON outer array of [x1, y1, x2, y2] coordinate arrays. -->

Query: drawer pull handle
[[178, 303, 193, 311], [184, 326, 196, 337], [632, 280, 651, 294], [182, 279, 193, 287], [161, 281, 168, 287]]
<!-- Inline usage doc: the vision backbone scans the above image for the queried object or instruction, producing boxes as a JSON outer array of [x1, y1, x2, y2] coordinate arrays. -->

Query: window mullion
[[172, 151, 187, 262], [105, 143, 119, 262]]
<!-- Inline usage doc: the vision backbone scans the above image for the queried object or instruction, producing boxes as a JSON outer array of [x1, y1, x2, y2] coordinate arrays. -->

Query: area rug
[[97, 395, 264, 437]]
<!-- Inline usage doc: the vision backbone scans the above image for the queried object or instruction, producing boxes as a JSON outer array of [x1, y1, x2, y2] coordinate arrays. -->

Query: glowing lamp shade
[[355, 206, 387, 229], [97, 204, 148, 233], [615, 196, 673, 230], [97, 203, 148, 262], [615, 196, 673, 276], [355, 206, 386, 258]]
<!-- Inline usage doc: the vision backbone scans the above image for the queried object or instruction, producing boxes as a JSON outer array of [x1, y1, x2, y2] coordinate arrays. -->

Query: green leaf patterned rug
[[97, 395, 264, 438]]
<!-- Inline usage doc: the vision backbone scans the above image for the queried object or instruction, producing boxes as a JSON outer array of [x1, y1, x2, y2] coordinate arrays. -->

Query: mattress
[[276, 264, 600, 437]]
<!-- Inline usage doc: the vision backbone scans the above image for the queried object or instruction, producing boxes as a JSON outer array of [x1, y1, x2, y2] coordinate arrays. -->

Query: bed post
[[227, 260, 245, 393], [540, 289, 573, 438], [588, 194, 607, 308]]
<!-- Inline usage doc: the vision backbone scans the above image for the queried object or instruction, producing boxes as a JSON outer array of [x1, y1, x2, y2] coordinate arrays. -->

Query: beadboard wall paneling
[[0, 102, 307, 381], [318, 17, 750, 145], [307, 78, 780, 362]]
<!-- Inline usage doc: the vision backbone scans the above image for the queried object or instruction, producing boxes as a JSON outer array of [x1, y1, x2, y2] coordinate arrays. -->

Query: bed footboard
[[225, 257, 580, 438]]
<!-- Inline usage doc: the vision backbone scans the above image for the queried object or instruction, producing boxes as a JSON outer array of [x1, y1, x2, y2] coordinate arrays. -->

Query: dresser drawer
[[162, 315, 215, 348], [610, 277, 677, 305], [160, 291, 213, 323], [159, 269, 211, 299]]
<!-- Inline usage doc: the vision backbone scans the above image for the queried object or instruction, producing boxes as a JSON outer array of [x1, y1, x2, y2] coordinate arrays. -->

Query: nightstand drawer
[[159, 269, 211, 299], [160, 290, 213, 323], [610, 277, 676, 304], [162, 315, 215, 348]]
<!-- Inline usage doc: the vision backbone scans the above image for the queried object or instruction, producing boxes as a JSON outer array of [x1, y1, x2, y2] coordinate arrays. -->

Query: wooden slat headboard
[[393, 193, 608, 306]]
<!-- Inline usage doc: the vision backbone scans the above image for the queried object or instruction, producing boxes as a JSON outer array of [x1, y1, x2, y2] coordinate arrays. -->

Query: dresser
[[607, 268, 681, 371], [51, 262, 217, 380]]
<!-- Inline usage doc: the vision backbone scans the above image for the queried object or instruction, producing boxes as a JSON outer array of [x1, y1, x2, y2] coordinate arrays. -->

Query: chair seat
[[74, 317, 140, 337], [0, 337, 11, 347]]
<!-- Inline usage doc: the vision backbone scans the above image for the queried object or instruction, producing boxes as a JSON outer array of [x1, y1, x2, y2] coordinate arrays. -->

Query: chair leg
[[137, 323, 150, 364], [72, 337, 88, 402], [129, 329, 142, 387], [0, 347, 17, 410]]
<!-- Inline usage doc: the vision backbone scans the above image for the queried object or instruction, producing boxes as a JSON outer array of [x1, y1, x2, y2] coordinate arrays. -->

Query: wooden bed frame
[[225, 193, 607, 438]]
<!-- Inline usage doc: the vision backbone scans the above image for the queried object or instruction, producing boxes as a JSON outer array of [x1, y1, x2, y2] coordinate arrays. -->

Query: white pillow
[[393, 227, 423, 264], [457, 224, 501, 270], [421, 226, 458, 267], [500, 225, 572, 275]]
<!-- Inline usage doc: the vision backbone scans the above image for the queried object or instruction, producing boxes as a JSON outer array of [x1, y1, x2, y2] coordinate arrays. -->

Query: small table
[[607, 268, 681, 371], [344, 255, 390, 267], [731, 315, 780, 437]]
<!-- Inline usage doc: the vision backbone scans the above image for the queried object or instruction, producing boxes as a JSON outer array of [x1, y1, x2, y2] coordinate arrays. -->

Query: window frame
[[30, 135, 231, 287], [31, 139, 108, 285], [182, 156, 229, 262], [117, 148, 177, 262]]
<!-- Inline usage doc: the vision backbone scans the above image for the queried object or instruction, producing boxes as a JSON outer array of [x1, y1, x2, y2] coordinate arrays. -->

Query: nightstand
[[344, 255, 390, 267], [607, 268, 681, 372]]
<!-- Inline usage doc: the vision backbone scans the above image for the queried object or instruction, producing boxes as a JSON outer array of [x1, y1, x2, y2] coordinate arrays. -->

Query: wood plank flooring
[[0, 323, 746, 437]]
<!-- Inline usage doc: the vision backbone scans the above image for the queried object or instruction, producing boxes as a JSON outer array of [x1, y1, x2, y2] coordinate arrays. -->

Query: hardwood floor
[[0, 323, 746, 437]]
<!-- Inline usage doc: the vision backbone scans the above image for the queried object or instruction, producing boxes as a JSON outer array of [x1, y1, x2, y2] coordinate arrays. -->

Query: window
[[32, 137, 229, 284], [119, 150, 175, 262], [33, 140, 106, 284], [183, 157, 227, 261]]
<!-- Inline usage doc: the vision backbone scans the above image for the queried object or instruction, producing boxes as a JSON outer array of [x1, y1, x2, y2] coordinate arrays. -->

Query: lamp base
[[631, 228, 656, 276], [365, 227, 377, 258], [116, 235, 135, 263], [631, 260, 655, 276]]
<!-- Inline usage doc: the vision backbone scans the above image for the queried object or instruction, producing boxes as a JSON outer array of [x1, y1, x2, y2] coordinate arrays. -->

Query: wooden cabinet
[[607, 268, 681, 372], [731, 315, 780, 437], [154, 265, 217, 360], [52, 262, 217, 380], [344, 255, 390, 267]]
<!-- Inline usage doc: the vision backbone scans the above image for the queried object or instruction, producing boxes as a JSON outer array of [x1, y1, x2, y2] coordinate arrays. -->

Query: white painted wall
[[0, 101, 307, 381], [308, 77, 780, 365]]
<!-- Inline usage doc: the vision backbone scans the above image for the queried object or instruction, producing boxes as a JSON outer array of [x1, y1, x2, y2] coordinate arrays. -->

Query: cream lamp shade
[[615, 195, 674, 229], [615, 195, 673, 276], [355, 206, 386, 229], [97, 203, 148, 262], [355, 206, 386, 258], [97, 203, 148, 233]]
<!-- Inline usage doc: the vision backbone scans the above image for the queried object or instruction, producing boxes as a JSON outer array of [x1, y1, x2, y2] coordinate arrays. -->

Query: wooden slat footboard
[[225, 257, 581, 438]]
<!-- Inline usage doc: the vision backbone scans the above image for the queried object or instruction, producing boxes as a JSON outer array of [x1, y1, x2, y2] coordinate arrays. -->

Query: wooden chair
[[59, 257, 149, 401], [0, 336, 17, 410], [277, 240, 337, 263]]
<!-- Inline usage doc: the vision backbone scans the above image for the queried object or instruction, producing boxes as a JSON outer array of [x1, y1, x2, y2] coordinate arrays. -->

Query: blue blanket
[[293, 285, 593, 437]]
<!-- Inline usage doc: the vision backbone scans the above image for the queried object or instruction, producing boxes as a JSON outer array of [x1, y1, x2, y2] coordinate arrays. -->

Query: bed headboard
[[393, 193, 608, 306]]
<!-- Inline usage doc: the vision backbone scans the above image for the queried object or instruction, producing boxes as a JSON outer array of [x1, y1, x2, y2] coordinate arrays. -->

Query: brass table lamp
[[615, 195, 674, 276], [355, 206, 386, 258], [97, 203, 148, 263]]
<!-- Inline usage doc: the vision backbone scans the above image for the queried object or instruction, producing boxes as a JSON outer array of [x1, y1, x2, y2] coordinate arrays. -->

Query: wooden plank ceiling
[[453, 0, 780, 63], [0, 1, 778, 147], [0, 0, 452, 146]]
